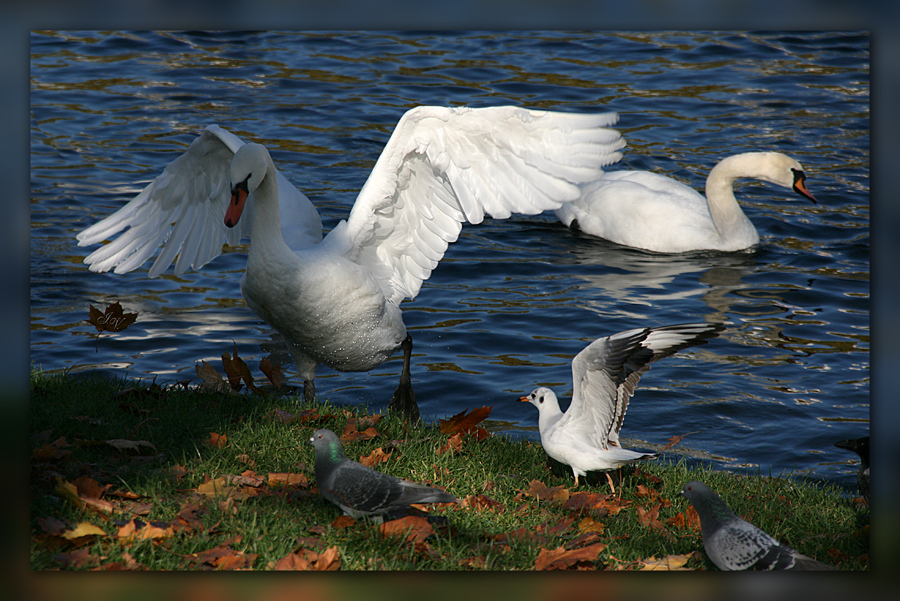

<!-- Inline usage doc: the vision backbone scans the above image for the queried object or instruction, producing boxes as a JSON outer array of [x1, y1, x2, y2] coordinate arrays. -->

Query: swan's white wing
[[77, 125, 323, 277], [560, 322, 723, 449], [333, 106, 625, 304]]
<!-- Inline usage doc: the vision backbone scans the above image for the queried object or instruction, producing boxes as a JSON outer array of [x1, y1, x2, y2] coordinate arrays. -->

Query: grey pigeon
[[309, 428, 457, 518], [680, 481, 835, 570], [834, 436, 869, 504], [519, 322, 723, 491]]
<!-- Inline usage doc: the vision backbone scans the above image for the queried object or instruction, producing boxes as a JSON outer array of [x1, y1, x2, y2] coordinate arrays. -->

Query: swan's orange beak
[[792, 172, 816, 203], [225, 183, 249, 228]]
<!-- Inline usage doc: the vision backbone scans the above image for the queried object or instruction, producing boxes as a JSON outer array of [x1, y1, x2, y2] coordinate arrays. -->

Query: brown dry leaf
[[195, 476, 235, 498], [116, 519, 174, 543], [32, 436, 72, 461], [380, 515, 434, 545], [341, 417, 379, 442], [459, 556, 488, 569], [638, 553, 696, 571], [566, 491, 612, 514], [72, 476, 111, 499], [660, 430, 700, 452], [196, 361, 227, 392], [87, 301, 138, 333], [274, 547, 341, 571], [107, 439, 157, 453], [436, 432, 464, 455], [523, 479, 570, 503], [577, 516, 605, 534], [259, 356, 282, 389], [330, 515, 356, 529], [358, 447, 393, 467], [222, 344, 257, 392], [38, 516, 69, 536], [54, 547, 104, 569], [636, 503, 665, 531], [268, 472, 309, 487], [207, 432, 228, 449], [191, 546, 257, 570], [439, 406, 492, 435], [494, 527, 548, 546], [666, 505, 700, 531], [534, 542, 607, 570], [459, 494, 505, 513], [173, 500, 207, 533], [55, 478, 114, 515]]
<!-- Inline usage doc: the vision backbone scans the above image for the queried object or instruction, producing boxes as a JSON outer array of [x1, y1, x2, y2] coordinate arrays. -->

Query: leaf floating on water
[[86, 301, 137, 333]]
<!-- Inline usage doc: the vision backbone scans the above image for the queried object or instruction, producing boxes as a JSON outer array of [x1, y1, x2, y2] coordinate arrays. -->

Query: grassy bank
[[29, 368, 868, 571]]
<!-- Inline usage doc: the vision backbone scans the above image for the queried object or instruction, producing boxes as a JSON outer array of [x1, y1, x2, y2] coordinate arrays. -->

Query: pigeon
[[834, 435, 869, 503], [519, 322, 723, 491], [680, 480, 836, 570], [309, 428, 457, 518]]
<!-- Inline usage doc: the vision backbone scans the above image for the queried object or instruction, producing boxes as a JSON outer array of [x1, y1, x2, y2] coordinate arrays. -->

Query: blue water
[[30, 31, 869, 491]]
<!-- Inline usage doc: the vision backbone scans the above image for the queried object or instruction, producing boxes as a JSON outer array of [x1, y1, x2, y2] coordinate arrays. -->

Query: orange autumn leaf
[[523, 479, 570, 503], [86, 301, 137, 333], [274, 546, 341, 571], [534, 542, 607, 570], [666, 505, 701, 531], [638, 553, 696, 571], [72, 475, 111, 500], [267, 472, 309, 487], [331, 515, 356, 529], [459, 494, 505, 513], [636, 503, 665, 531], [196, 361, 227, 392], [380, 515, 434, 544], [436, 432, 464, 455], [341, 417, 379, 442], [207, 432, 228, 449], [439, 406, 492, 435], [359, 447, 393, 467]]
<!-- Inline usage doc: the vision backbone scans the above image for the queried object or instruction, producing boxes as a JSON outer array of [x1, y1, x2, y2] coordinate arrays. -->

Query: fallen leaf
[[72, 476, 110, 499], [459, 494, 505, 513], [259, 356, 282, 389], [341, 417, 379, 442], [207, 432, 228, 449], [534, 542, 607, 570], [107, 439, 157, 453], [330, 515, 356, 529], [274, 546, 341, 571], [660, 430, 700, 452], [577, 516, 605, 534], [222, 344, 257, 392], [196, 361, 227, 392], [666, 505, 700, 531], [86, 301, 137, 333], [38, 516, 69, 536], [190, 546, 257, 570], [359, 447, 393, 467], [195, 476, 235, 498], [636, 503, 665, 531], [436, 432, 464, 455], [61, 522, 107, 544], [523, 479, 570, 503], [55, 478, 114, 515], [566, 491, 613, 515], [439, 406, 492, 435], [267, 472, 309, 487], [639, 553, 695, 571], [54, 547, 104, 568], [380, 515, 434, 545]]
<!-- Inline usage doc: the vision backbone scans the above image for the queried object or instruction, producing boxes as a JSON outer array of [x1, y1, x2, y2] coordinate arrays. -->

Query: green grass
[[29, 368, 869, 571]]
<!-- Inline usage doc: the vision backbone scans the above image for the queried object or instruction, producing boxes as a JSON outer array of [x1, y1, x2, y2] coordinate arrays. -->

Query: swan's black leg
[[303, 379, 316, 404], [388, 334, 420, 423]]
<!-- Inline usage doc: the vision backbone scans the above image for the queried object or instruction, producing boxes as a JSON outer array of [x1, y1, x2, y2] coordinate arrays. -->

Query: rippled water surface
[[30, 31, 869, 490]]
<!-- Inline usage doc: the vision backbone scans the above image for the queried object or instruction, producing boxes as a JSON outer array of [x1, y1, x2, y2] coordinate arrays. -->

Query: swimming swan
[[554, 151, 816, 253]]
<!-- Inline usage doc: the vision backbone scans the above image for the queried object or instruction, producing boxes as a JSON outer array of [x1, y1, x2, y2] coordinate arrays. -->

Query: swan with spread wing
[[78, 106, 625, 421]]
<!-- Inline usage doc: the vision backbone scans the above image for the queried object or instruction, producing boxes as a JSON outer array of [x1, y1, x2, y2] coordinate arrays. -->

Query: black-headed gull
[[555, 151, 816, 252], [519, 322, 723, 490], [77, 106, 626, 421]]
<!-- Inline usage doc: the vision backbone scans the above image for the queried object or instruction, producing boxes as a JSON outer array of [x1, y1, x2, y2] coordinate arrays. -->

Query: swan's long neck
[[703, 154, 756, 239], [248, 163, 293, 260]]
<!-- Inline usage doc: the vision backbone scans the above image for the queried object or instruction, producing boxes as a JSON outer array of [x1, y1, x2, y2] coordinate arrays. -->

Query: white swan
[[77, 106, 626, 421], [519, 322, 723, 490], [554, 151, 816, 253]]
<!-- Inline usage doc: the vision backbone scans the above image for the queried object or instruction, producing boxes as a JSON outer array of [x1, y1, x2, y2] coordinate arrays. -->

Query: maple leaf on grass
[[274, 546, 341, 571], [86, 301, 137, 333], [638, 553, 696, 571], [534, 543, 607, 570], [206, 432, 228, 449], [60, 522, 107, 546], [436, 432, 464, 455], [55, 478, 114, 515], [380, 515, 435, 545], [196, 361, 227, 393], [439, 406, 492, 439], [523, 479, 570, 503], [359, 447, 394, 467], [341, 417, 379, 442]]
